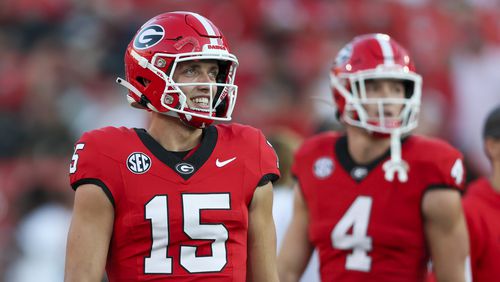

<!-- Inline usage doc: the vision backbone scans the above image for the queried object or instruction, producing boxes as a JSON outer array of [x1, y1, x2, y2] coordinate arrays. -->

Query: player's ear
[[484, 137, 500, 160]]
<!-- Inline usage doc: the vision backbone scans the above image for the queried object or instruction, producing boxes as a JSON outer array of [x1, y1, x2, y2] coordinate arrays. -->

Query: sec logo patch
[[313, 157, 334, 179], [127, 152, 152, 174]]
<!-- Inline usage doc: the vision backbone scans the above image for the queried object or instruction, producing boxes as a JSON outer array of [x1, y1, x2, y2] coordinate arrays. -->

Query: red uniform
[[463, 178, 500, 282], [69, 124, 279, 282], [292, 132, 465, 282]]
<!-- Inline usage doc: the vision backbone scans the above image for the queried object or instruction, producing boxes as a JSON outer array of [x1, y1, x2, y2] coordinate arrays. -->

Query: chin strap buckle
[[382, 128, 409, 182]]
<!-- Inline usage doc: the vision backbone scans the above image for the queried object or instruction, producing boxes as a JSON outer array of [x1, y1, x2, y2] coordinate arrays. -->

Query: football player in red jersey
[[278, 34, 469, 282], [463, 105, 500, 281], [64, 12, 280, 282]]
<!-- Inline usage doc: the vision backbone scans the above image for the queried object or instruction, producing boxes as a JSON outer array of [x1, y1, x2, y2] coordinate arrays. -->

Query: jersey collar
[[134, 126, 217, 180], [335, 135, 408, 182]]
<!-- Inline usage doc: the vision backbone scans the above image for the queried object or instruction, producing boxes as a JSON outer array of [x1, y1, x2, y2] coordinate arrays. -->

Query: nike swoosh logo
[[216, 157, 237, 168]]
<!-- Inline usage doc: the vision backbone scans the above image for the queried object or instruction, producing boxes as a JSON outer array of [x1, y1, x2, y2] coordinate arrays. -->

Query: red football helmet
[[116, 11, 239, 128], [330, 33, 422, 135]]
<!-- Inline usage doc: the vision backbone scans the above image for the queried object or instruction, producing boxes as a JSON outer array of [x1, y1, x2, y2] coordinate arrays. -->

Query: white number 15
[[145, 193, 230, 274]]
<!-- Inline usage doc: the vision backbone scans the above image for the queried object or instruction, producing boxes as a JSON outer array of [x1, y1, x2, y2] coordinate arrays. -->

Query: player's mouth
[[190, 96, 211, 110], [382, 112, 402, 128]]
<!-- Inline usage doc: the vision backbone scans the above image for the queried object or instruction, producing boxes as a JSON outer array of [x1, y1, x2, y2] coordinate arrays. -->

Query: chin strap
[[382, 128, 409, 182], [116, 77, 161, 112]]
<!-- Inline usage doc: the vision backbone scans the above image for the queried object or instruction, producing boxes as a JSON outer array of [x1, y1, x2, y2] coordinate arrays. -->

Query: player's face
[[173, 60, 219, 111], [363, 79, 406, 120]]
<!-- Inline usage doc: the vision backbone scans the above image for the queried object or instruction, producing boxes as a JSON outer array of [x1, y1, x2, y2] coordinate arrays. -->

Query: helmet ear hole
[[136, 77, 151, 87]]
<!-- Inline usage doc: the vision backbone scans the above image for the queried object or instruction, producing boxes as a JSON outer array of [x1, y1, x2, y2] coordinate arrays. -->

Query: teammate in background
[[278, 33, 469, 282], [463, 105, 500, 281], [65, 11, 280, 282], [268, 129, 321, 282]]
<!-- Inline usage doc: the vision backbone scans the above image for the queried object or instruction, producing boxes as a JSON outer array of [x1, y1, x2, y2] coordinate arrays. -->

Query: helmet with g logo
[[117, 11, 239, 128], [330, 33, 422, 135]]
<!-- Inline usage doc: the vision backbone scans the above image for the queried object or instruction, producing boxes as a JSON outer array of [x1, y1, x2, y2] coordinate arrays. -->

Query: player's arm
[[278, 183, 314, 282], [246, 181, 279, 282], [65, 184, 114, 282], [423, 189, 469, 282]]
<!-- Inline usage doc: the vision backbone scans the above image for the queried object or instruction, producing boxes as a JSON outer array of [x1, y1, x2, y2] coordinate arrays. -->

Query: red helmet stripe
[[375, 34, 395, 66], [187, 12, 221, 45]]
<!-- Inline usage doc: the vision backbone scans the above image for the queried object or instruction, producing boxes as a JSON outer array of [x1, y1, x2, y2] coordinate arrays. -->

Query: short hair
[[483, 105, 500, 139]]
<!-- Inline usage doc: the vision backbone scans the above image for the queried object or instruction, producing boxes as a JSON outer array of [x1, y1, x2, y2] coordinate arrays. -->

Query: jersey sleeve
[[68, 131, 121, 206], [291, 139, 311, 202], [428, 146, 466, 193], [257, 130, 280, 187]]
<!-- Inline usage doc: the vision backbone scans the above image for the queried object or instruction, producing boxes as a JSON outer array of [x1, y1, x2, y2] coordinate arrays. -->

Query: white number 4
[[451, 159, 464, 185], [331, 196, 373, 272]]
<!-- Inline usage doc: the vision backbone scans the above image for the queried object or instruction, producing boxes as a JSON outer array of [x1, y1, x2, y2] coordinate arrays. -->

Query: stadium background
[[0, 0, 499, 280]]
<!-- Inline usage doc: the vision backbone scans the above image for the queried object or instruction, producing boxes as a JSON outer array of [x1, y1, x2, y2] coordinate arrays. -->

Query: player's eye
[[208, 69, 219, 80], [183, 67, 197, 76], [392, 84, 405, 94]]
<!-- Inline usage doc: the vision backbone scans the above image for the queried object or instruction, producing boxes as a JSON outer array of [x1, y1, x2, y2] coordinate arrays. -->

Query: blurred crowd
[[1, 0, 500, 280]]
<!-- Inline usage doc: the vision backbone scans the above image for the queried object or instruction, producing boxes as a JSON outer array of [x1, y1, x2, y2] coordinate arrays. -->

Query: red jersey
[[69, 124, 279, 282], [463, 178, 500, 282], [292, 133, 465, 282]]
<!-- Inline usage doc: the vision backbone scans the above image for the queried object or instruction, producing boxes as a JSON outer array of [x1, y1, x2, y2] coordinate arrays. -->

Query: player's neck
[[491, 162, 500, 193], [346, 126, 391, 165], [147, 113, 203, 152]]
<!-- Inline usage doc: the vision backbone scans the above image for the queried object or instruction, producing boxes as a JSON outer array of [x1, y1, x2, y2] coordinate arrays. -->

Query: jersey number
[[69, 143, 85, 174], [145, 193, 230, 274], [331, 196, 373, 272], [451, 158, 464, 185]]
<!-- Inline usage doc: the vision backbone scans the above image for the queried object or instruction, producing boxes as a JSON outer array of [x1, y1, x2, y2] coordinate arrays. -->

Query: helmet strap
[[382, 128, 409, 182]]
